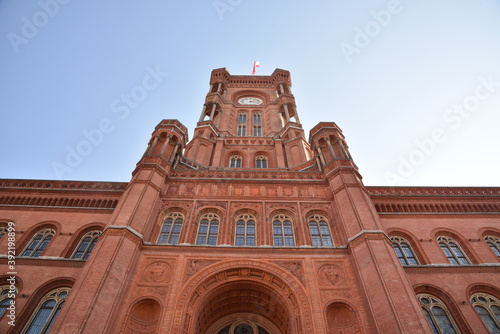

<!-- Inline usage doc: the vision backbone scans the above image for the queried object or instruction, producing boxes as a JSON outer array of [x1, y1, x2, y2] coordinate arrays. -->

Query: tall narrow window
[[273, 214, 294, 246], [23, 287, 70, 334], [157, 213, 184, 244], [196, 213, 220, 245], [390, 236, 419, 265], [253, 125, 262, 136], [308, 215, 333, 247], [437, 236, 470, 265], [21, 229, 55, 258], [237, 125, 246, 136], [255, 155, 268, 168], [72, 230, 101, 260], [235, 214, 256, 246], [0, 285, 16, 318], [237, 113, 247, 136], [471, 293, 500, 333], [238, 113, 247, 124], [418, 294, 459, 334], [230, 155, 243, 168], [253, 113, 261, 125], [485, 235, 500, 258]]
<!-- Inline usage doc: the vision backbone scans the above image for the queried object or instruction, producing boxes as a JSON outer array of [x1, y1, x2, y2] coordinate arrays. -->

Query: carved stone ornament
[[318, 264, 344, 286], [141, 261, 171, 283]]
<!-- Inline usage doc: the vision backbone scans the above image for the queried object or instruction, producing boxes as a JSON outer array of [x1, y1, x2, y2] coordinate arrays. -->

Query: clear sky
[[1, 0, 500, 187]]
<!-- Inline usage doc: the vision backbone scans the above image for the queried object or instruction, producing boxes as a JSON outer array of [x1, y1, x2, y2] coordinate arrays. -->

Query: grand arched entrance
[[175, 261, 312, 334], [199, 280, 287, 333]]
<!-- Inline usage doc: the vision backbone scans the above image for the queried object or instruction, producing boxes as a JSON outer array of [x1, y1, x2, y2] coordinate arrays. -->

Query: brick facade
[[0, 68, 499, 333]]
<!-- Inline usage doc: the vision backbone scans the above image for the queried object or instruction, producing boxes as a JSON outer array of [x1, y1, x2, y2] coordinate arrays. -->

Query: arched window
[[72, 230, 102, 260], [471, 292, 500, 333], [390, 236, 419, 265], [255, 155, 268, 168], [253, 125, 262, 137], [308, 215, 333, 247], [196, 213, 220, 245], [235, 214, 256, 246], [157, 212, 184, 244], [21, 229, 55, 258], [237, 125, 246, 137], [418, 294, 459, 334], [230, 155, 243, 168], [0, 285, 16, 318], [437, 236, 470, 265], [238, 113, 247, 124], [272, 214, 294, 246], [485, 235, 500, 258], [253, 113, 261, 125], [22, 287, 70, 334]]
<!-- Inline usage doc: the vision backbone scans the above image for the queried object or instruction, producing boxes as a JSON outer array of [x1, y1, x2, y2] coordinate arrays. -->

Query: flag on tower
[[252, 61, 260, 75]]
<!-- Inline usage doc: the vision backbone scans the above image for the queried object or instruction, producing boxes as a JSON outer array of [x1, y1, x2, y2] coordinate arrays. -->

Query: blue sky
[[1, 0, 500, 186]]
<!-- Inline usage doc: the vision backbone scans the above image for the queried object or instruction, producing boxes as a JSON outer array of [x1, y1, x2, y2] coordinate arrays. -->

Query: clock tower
[[183, 68, 315, 170]]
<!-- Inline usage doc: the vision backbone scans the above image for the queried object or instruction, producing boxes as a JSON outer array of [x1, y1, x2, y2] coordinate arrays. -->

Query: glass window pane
[[274, 237, 283, 246], [322, 237, 333, 246], [247, 236, 255, 246]]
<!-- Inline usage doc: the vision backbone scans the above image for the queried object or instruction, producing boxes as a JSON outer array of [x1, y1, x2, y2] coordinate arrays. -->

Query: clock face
[[238, 97, 263, 105]]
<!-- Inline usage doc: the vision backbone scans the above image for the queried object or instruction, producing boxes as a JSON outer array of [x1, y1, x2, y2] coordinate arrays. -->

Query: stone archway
[[174, 261, 313, 334]]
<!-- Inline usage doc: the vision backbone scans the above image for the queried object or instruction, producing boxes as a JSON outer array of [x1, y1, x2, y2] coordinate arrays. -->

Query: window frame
[[484, 235, 500, 258], [157, 212, 184, 245], [71, 230, 101, 260], [307, 215, 334, 247], [272, 214, 295, 247], [255, 155, 268, 168], [470, 292, 500, 333], [229, 155, 243, 168], [417, 293, 460, 334], [235, 214, 256, 246], [22, 287, 70, 334], [390, 236, 419, 265], [196, 213, 220, 246], [437, 236, 470, 265], [21, 229, 56, 258]]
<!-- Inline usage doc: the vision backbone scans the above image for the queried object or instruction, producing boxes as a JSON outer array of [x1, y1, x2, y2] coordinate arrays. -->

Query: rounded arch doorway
[[197, 280, 290, 334]]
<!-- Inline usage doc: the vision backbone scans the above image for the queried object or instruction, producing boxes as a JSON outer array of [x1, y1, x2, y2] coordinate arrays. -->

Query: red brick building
[[1, 68, 499, 333]]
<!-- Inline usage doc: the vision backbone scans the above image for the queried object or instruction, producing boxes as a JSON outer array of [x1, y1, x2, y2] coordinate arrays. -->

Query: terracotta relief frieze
[[140, 261, 173, 285], [317, 263, 348, 287], [195, 201, 228, 210], [160, 200, 193, 211], [300, 202, 334, 214], [169, 170, 323, 181], [185, 259, 218, 280], [274, 261, 305, 284], [266, 202, 298, 214]]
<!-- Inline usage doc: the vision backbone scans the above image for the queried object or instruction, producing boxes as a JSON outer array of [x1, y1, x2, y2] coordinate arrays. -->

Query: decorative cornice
[[366, 186, 500, 197], [0, 179, 127, 192], [169, 169, 324, 181], [0, 196, 118, 210]]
